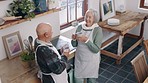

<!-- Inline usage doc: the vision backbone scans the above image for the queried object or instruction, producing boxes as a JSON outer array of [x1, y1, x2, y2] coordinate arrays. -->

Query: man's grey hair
[[36, 22, 52, 35], [84, 9, 99, 23]]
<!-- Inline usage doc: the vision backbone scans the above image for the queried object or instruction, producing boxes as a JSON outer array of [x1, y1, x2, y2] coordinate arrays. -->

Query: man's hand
[[63, 50, 70, 57]]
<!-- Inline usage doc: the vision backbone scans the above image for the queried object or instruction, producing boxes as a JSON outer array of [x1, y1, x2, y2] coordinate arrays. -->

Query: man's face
[[43, 25, 53, 42], [47, 27, 53, 41]]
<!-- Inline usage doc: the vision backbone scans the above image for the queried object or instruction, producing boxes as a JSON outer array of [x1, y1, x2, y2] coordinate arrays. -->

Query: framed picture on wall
[[100, 0, 116, 21], [2, 31, 24, 59]]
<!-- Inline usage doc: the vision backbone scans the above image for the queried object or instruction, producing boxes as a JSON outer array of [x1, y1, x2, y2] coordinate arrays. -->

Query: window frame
[[140, 0, 148, 9], [60, 0, 88, 30]]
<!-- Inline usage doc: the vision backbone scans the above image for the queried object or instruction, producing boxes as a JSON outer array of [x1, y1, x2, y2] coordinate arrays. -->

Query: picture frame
[[100, 0, 116, 21], [2, 31, 24, 59]]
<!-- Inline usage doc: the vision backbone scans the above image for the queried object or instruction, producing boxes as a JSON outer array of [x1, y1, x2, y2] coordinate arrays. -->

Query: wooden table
[[98, 11, 148, 64]]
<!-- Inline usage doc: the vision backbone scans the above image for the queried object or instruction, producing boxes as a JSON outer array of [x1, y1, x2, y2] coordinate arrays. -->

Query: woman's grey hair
[[84, 9, 99, 23]]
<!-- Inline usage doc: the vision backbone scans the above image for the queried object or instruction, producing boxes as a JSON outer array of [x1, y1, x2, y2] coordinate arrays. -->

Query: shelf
[[0, 9, 60, 30]]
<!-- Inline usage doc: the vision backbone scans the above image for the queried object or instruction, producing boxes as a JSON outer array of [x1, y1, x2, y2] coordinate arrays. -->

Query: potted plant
[[21, 51, 35, 62], [20, 36, 35, 68], [7, 0, 36, 19]]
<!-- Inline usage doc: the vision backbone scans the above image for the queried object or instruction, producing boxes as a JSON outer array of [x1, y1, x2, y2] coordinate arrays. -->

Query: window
[[140, 0, 148, 9], [59, 0, 88, 29]]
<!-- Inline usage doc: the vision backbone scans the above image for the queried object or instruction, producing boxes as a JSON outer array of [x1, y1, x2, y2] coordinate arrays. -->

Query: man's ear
[[44, 32, 48, 37]]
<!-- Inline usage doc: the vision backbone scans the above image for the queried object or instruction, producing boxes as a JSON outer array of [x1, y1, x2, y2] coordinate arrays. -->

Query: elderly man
[[34, 23, 69, 83]]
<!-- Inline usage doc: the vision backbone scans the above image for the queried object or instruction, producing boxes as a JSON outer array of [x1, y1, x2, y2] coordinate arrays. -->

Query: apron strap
[[35, 44, 53, 82], [35, 44, 67, 83]]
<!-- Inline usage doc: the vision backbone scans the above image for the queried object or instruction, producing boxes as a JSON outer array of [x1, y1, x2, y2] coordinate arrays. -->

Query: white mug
[[72, 21, 79, 27], [62, 44, 69, 52], [76, 32, 82, 37]]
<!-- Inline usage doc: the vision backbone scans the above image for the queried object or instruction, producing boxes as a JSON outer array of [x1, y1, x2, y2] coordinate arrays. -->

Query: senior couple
[[34, 9, 103, 83]]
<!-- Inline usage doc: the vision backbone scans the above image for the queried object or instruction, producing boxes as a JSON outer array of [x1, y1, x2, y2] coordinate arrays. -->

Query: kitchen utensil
[[23, 39, 31, 51], [28, 36, 33, 50]]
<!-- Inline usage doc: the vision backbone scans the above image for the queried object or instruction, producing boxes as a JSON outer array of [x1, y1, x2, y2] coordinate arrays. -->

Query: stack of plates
[[107, 18, 120, 26]]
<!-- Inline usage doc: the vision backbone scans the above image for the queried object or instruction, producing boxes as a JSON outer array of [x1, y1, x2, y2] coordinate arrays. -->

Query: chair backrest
[[144, 40, 148, 56], [131, 51, 148, 83]]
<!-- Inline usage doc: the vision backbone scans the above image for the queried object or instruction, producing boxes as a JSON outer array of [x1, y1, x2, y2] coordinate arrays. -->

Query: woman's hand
[[76, 35, 88, 42], [72, 33, 77, 40]]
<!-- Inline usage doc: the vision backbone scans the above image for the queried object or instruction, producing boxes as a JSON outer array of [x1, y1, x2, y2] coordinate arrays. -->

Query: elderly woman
[[71, 9, 103, 83]]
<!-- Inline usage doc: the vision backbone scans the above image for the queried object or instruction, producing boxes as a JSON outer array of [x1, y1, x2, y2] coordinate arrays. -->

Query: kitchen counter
[[0, 36, 75, 83]]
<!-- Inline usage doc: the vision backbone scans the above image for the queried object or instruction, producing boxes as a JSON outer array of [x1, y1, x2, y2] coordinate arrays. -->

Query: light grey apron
[[75, 28, 101, 78], [35, 43, 68, 83]]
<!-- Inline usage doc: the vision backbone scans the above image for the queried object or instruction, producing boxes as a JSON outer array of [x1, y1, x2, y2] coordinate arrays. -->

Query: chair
[[144, 40, 148, 56], [131, 51, 148, 83]]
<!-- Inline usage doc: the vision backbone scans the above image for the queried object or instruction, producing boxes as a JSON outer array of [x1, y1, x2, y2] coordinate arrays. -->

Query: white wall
[[0, 1, 60, 60], [0, 0, 12, 17], [88, 0, 100, 19], [125, 0, 148, 40], [114, 0, 126, 12]]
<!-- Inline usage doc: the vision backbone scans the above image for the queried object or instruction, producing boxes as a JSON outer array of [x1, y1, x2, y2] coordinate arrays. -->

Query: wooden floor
[[24, 76, 41, 83]]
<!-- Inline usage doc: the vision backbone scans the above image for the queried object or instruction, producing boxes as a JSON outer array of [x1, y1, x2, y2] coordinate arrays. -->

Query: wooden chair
[[144, 40, 148, 56], [131, 51, 148, 83]]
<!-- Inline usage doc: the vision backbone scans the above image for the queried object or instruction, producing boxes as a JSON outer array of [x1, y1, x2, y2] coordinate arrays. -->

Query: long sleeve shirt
[[34, 39, 68, 83]]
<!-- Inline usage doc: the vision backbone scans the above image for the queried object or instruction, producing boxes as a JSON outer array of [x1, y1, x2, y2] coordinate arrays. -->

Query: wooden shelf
[[0, 9, 60, 30]]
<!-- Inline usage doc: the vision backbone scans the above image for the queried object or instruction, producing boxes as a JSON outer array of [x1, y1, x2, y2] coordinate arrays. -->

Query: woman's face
[[85, 11, 94, 27]]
